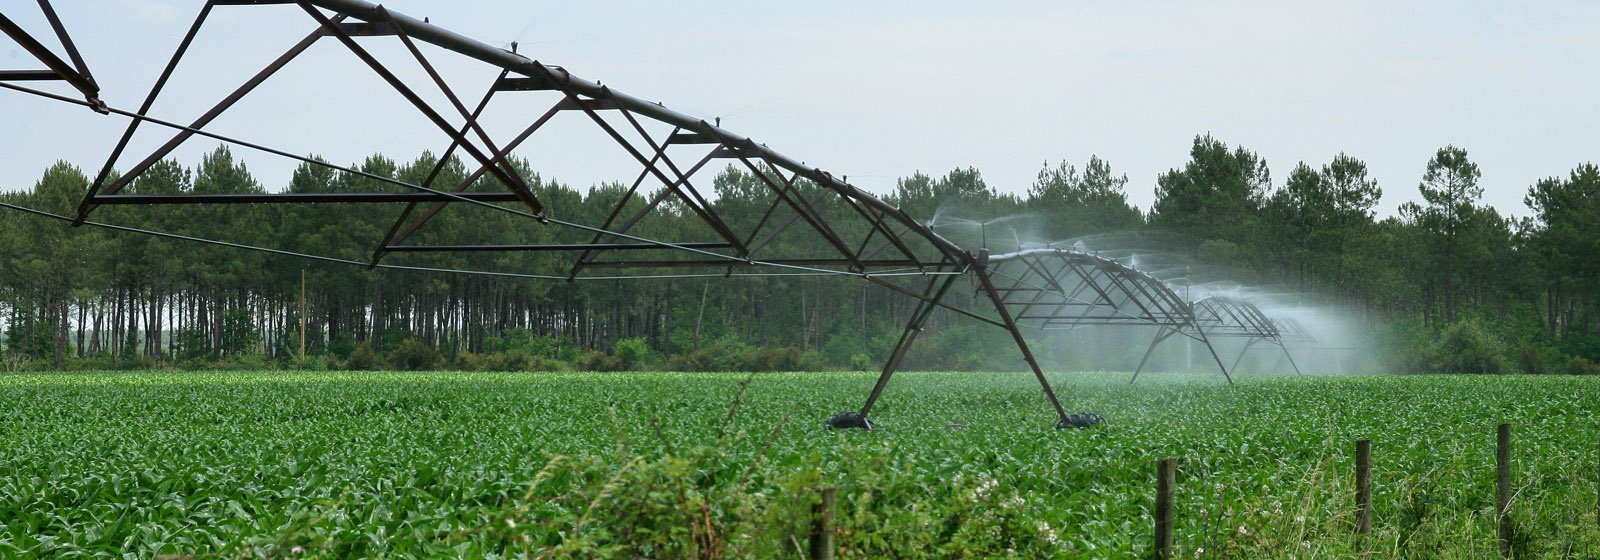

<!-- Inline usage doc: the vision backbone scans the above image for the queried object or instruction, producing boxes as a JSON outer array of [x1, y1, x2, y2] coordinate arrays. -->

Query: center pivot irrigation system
[[1, 0, 1310, 429]]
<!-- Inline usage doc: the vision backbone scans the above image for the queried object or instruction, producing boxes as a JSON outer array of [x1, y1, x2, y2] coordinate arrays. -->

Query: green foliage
[[215, 352, 276, 371], [220, 307, 260, 356], [3, 315, 51, 360], [1563, 355, 1600, 375], [287, 354, 327, 371], [1427, 318, 1511, 374], [613, 337, 651, 370], [327, 333, 357, 360], [906, 324, 1022, 371], [2, 371, 1598, 557], [484, 328, 565, 360], [1027, 155, 1144, 238], [378, 325, 414, 354], [345, 341, 380, 371], [2, 140, 1597, 375], [819, 317, 871, 368], [171, 327, 210, 362], [388, 338, 441, 371], [849, 352, 875, 372], [657, 337, 822, 372], [1151, 134, 1271, 250], [575, 350, 626, 372]]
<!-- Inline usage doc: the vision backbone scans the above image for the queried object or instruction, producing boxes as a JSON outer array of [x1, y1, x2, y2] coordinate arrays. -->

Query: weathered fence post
[[1156, 457, 1176, 560], [1497, 423, 1512, 557], [810, 486, 835, 560], [1356, 439, 1371, 536]]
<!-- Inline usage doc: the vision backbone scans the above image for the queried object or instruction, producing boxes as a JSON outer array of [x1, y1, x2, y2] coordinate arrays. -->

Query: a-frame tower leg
[[974, 267, 1071, 428], [1227, 338, 1264, 374], [828, 273, 960, 429], [1276, 338, 1304, 375], [1195, 328, 1234, 385], [1130, 327, 1178, 384]]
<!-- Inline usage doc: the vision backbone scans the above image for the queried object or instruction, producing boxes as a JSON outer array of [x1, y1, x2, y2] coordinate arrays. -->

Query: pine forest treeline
[[1, 135, 1596, 373]]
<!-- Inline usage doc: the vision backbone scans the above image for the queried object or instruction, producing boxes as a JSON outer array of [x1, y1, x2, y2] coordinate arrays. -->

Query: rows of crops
[[2, 370, 1597, 558]]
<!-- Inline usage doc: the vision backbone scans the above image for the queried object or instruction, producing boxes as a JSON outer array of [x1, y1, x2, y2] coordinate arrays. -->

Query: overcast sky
[[3, 1, 1596, 220]]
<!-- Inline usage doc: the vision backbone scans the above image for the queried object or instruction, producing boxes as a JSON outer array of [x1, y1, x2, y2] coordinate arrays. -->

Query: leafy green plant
[[614, 337, 652, 370], [345, 341, 380, 370], [388, 338, 441, 371], [1430, 318, 1511, 373], [2, 371, 1597, 557]]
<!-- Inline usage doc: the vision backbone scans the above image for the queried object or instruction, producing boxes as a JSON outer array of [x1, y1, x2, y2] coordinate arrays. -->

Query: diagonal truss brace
[[0, 1, 102, 110]]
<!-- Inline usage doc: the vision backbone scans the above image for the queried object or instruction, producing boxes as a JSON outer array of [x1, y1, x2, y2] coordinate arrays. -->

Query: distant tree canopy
[[1, 134, 1596, 373]]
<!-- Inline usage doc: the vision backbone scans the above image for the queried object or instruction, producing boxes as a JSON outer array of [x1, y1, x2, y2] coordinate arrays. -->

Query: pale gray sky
[[3, 1, 1596, 220]]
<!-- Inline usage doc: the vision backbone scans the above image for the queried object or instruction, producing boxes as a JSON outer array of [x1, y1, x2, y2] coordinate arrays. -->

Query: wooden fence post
[[1356, 439, 1371, 536], [810, 486, 835, 560], [1497, 423, 1512, 557], [1156, 457, 1176, 560]]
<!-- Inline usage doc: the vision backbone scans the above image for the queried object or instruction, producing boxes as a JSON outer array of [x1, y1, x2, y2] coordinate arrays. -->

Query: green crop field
[[2, 371, 1597, 558]]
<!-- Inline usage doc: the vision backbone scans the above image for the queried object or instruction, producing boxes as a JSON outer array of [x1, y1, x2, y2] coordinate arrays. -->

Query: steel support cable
[[0, 81, 904, 279], [42, 0, 972, 274], [0, 200, 960, 282], [76, 2, 212, 221], [0, 200, 566, 279], [370, 68, 512, 266]]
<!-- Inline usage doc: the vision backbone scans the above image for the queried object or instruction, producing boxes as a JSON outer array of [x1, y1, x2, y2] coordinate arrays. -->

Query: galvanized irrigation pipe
[[302, 0, 971, 266]]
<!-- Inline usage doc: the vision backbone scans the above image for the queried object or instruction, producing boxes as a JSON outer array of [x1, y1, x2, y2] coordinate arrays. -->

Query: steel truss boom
[[2, 0, 1312, 429]]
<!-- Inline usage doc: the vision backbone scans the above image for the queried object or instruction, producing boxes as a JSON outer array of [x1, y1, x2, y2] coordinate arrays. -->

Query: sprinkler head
[[825, 411, 875, 430], [1057, 412, 1105, 429]]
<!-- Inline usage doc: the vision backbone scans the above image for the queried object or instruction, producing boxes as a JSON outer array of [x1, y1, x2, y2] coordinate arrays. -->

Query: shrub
[[614, 337, 651, 370], [388, 338, 441, 371], [1515, 342, 1547, 374], [345, 341, 380, 371], [452, 351, 482, 371], [215, 353, 274, 371], [485, 328, 566, 360], [850, 352, 875, 371], [327, 332, 357, 360], [171, 327, 210, 362], [576, 350, 625, 372], [287, 355, 326, 371], [377, 326, 415, 354], [1430, 318, 1510, 374], [1564, 355, 1600, 375], [70, 351, 117, 371], [482, 350, 533, 372]]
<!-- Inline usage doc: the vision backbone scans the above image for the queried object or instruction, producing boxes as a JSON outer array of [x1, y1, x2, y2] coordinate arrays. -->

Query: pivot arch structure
[[1120, 292, 1305, 380], [976, 248, 1238, 386], [0, 0, 1049, 428], [1, 0, 1260, 429], [839, 246, 1247, 430], [1192, 296, 1303, 376]]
